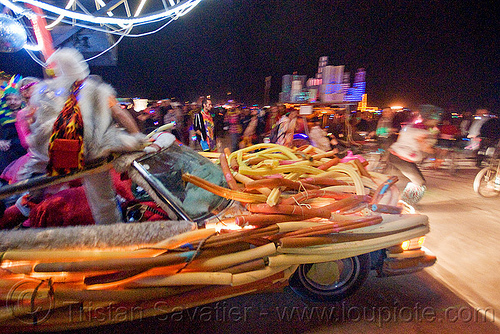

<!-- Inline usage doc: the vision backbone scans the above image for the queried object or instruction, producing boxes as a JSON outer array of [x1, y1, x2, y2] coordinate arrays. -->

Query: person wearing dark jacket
[[477, 115, 500, 167], [193, 98, 216, 151]]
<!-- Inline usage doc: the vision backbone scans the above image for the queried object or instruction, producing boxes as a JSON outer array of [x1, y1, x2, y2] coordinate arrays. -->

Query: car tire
[[288, 254, 371, 303]]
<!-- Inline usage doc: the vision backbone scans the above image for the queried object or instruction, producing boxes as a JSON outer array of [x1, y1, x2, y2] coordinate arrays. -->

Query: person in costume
[[387, 106, 440, 205], [17, 48, 145, 225], [193, 97, 216, 151], [0, 77, 40, 184], [0, 75, 27, 176], [16, 77, 40, 144]]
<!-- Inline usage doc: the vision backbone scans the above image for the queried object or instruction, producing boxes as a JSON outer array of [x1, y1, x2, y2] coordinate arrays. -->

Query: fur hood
[[46, 48, 90, 82]]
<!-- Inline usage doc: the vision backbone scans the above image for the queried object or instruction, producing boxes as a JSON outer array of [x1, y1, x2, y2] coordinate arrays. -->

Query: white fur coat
[[20, 76, 142, 178]]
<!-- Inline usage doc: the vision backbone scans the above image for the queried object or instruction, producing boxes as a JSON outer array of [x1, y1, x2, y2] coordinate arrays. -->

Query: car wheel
[[288, 254, 371, 303]]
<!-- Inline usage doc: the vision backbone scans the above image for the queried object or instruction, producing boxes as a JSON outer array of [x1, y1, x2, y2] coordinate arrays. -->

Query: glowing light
[[401, 240, 410, 251], [45, 0, 76, 29], [205, 221, 244, 233], [418, 236, 426, 247], [0, 0, 203, 26], [1, 260, 33, 269], [134, 0, 148, 17], [29, 271, 69, 280], [23, 43, 41, 51], [133, 98, 148, 111], [0, 0, 29, 17], [45, 16, 64, 29]]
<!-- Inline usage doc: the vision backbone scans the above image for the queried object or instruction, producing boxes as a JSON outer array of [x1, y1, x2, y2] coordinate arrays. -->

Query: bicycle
[[473, 145, 500, 197], [356, 139, 390, 174]]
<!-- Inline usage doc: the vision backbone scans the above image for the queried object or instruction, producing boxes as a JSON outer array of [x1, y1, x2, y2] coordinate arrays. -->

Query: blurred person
[[295, 113, 306, 134], [212, 105, 225, 143], [282, 108, 299, 147], [136, 103, 157, 133], [17, 48, 144, 225], [437, 116, 460, 144], [467, 109, 489, 138], [476, 113, 500, 167], [376, 107, 397, 150], [275, 108, 297, 146], [193, 98, 216, 151], [187, 102, 199, 149], [309, 117, 338, 152], [348, 114, 365, 142], [239, 108, 259, 148], [392, 109, 412, 134], [180, 103, 192, 145], [16, 77, 40, 141], [163, 103, 182, 140], [239, 108, 252, 135], [356, 111, 377, 139], [157, 99, 172, 127], [433, 116, 460, 169], [256, 108, 267, 143], [265, 105, 279, 135], [0, 77, 40, 184], [387, 107, 440, 205], [465, 109, 489, 151], [268, 106, 287, 144], [326, 112, 347, 141], [459, 111, 473, 138], [224, 106, 242, 152], [127, 103, 142, 130], [0, 77, 27, 175], [173, 102, 185, 140]]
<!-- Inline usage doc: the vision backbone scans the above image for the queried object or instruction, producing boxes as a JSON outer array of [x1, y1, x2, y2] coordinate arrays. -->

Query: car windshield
[[133, 144, 231, 222]]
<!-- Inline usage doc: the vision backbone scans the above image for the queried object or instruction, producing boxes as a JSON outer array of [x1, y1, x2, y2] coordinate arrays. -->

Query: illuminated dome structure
[[0, 0, 203, 64]]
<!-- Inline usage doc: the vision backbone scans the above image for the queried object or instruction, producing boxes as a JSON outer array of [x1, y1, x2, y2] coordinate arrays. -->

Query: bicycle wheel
[[473, 167, 500, 197]]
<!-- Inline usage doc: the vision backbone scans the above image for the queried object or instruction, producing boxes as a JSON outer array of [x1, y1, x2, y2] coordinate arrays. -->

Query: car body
[[0, 142, 436, 332], [128, 143, 436, 301]]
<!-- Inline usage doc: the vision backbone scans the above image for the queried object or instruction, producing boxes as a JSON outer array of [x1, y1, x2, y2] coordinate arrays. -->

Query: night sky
[[0, 0, 498, 112]]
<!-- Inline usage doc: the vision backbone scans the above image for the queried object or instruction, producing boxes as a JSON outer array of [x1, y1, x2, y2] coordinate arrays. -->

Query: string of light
[[0, 0, 202, 27], [0, 0, 203, 65]]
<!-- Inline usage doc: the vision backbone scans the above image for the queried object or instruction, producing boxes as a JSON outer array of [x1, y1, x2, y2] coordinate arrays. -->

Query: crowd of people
[[123, 97, 500, 179], [129, 101, 338, 153], [130, 101, 499, 206]]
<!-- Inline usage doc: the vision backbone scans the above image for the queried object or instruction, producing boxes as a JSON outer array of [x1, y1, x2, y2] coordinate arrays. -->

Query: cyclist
[[476, 114, 500, 167], [387, 105, 441, 205]]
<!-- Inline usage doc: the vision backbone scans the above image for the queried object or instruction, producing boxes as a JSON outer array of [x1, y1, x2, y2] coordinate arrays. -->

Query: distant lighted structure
[[357, 94, 378, 112], [279, 56, 366, 104]]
